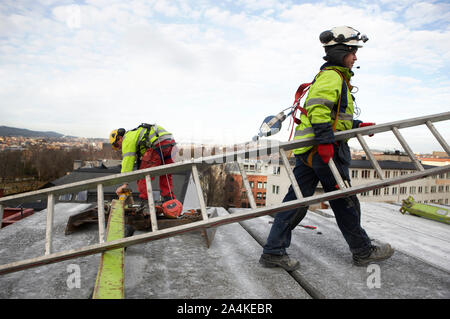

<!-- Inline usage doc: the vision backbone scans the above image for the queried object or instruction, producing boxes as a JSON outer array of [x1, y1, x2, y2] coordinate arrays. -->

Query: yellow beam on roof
[[92, 200, 125, 299]]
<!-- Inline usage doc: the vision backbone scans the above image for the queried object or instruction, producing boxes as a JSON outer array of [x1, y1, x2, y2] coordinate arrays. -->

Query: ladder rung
[[145, 175, 159, 231], [191, 164, 208, 221], [97, 184, 106, 243], [426, 121, 450, 155], [328, 158, 348, 190], [279, 150, 303, 199], [45, 193, 55, 255], [392, 127, 424, 171], [238, 162, 257, 209], [356, 133, 384, 180]]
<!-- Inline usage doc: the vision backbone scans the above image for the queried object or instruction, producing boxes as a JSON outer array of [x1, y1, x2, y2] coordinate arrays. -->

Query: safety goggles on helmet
[[109, 128, 125, 150], [320, 26, 368, 48]]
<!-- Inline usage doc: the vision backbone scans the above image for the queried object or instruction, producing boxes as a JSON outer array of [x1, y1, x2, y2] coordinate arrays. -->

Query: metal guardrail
[[0, 111, 449, 275]]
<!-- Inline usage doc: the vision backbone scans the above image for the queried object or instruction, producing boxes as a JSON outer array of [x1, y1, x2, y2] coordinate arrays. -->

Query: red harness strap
[[288, 82, 312, 140]]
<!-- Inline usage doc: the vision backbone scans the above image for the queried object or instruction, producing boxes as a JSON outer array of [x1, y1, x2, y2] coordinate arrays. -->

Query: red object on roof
[[1, 208, 34, 228]]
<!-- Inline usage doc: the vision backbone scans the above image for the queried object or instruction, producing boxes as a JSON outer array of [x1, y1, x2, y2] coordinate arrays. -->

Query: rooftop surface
[[0, 201, 449, 299]]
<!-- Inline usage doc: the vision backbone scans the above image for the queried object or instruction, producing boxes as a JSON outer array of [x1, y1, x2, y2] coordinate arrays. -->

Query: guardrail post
[[238, 161, 257, 209], [97, 184, 106, 243], [0, 204, 4, 229], [145, 175, 159, 231], [191, 164, 208, 221], [45, 193, 55, 255]]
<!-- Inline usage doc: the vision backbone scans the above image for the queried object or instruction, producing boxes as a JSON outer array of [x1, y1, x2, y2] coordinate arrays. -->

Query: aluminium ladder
[[0, 111, 449, 275]]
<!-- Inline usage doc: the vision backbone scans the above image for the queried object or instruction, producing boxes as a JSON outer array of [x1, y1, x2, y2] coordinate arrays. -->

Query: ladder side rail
[[96, 184, 106, 243], [426, 121, 450, 155], [191, 164, 208, 221], [392, 127, 424, 171], [44, 193, 55, 255], [237, 162, 257, 209], [279, 150, 303, 199], [2, 164, 448, 276], [0, 204, 4, 229], [356, 133, 384, 180], [1, 112, 449, 206], [145, 175, 158, 231]]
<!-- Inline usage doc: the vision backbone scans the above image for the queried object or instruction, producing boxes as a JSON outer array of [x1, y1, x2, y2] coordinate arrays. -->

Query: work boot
[[352, 244, 394, 267], [259, 253, 300, 271]]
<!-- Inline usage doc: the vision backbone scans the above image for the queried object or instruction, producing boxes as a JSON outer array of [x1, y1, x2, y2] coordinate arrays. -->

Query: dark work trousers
[[263, 144, 372, 256]]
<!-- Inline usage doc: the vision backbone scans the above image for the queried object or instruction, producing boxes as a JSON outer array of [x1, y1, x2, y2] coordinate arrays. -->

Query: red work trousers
[[137, 140, 175, 200]]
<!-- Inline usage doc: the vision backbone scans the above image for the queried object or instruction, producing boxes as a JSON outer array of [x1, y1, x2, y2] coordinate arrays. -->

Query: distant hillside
[[0, 126, 65, 138]]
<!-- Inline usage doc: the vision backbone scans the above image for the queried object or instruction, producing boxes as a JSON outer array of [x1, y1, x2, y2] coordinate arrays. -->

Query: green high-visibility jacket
[[121, 124, 173, 173], [293, 64, 362, 155]]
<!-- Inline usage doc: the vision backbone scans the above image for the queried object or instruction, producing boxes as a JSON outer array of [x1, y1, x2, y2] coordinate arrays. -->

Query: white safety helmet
[[320, 26, 368, 48]]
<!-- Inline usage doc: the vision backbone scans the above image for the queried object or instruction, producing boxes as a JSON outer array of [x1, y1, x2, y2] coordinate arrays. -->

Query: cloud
[[0, 0, 449, 152]]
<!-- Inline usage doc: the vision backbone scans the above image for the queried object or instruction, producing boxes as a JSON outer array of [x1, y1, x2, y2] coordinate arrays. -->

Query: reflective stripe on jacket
[[293, 64, 361, 155], [121, 125, 173, 173]]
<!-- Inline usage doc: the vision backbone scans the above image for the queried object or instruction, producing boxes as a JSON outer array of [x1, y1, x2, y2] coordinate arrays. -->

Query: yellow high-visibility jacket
[[293, 64, 362, 155], [121, 124, 173, 173]]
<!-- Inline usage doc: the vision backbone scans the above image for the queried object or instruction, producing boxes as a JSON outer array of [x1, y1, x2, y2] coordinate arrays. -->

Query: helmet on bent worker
[[319, 26, 368, 67], [109, 128, 125, 150]]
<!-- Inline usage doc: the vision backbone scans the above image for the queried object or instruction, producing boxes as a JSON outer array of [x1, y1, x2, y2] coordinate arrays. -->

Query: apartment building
[[350, 159, 450, 205]]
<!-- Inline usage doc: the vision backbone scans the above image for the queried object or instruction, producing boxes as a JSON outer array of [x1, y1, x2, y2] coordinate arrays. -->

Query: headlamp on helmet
[[320, 26, 368, 48]]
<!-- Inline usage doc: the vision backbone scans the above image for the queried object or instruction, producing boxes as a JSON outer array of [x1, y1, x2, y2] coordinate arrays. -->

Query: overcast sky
[[1, 0, 449, 153]]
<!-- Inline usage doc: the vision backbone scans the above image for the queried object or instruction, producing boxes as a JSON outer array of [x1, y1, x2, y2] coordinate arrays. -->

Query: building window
[[418, 186, 423, 193], [361, 191, 369, 196], [446, 186, 449, 192], [373, 188, 380, 196], [59, 193, 73, 201], [393, 171, 399, 177], [352, 170, 358, 178], [256, 192, 262, 200], [400, 186, 407, 194], [263, 192, 266, 199], [392, 187, 398, 195], [273, 166, 280, 175], [409, 186, 416, 194], [263, 182, 267, 189], [384, 187, 389, 195], [362, 170, 371, 179], [438, 186, 444, 193], [425, 186, 429, 193], [431, 186, 436, 193], [250, 181, 255, 188], [272, 185, 280, 194], [257, 182, 262, 189], [385, 171, 391, 178], [75, 190, 87, 202], [374, 171, 380, 179]]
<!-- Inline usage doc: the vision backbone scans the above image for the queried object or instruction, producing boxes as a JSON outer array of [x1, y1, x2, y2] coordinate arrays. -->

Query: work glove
[[359, 122, 376, 137], [318, 143, 334, 164]]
